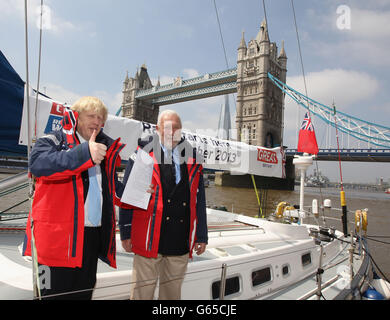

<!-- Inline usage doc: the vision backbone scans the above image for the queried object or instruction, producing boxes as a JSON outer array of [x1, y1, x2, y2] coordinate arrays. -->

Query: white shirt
[[160, 142, 181, 184], [77, 134, 103, 227]]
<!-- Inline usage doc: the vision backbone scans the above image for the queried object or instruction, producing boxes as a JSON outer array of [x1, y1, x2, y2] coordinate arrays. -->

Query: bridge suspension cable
[[268, 72, 390, 149]]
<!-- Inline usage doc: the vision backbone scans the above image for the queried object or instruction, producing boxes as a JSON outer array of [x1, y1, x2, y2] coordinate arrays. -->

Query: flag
[[297, 112, 319, 155]]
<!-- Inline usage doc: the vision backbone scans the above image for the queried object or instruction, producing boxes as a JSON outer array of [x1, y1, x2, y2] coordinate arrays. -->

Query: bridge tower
[[121, 64, 160, 124], [236, 20, 287, 147]]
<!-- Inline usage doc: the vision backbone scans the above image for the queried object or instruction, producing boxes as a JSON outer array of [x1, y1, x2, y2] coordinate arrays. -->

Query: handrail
[[0, 171, 28, 194]]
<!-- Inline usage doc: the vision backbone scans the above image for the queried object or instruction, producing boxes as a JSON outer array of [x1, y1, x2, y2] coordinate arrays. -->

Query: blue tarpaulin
[[0, 50, 27, 157]]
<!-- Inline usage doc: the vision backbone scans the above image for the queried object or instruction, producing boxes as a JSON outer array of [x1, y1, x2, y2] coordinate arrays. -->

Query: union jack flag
[[300, 112, 314, 132], [297, 112, 319, 155]]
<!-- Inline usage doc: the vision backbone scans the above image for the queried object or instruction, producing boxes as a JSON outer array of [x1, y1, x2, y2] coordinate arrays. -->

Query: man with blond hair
[[23, 96, 125, 299]]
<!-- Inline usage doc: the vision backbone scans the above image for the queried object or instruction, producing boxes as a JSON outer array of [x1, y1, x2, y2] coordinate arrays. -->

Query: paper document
[[121, 149, 154, 210]]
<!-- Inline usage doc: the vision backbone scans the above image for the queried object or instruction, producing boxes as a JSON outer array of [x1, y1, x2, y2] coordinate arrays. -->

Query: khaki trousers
[[130, 253, 189, 300]]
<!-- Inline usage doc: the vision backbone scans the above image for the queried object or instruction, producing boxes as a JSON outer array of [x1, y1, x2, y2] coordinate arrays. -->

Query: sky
[[0, 0, 389, 183]]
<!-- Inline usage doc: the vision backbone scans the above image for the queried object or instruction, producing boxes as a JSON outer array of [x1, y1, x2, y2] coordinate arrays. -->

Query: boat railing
[[0, 172, 29, 229], [0, 171, 28, 193], [91, 235, 351, 300]]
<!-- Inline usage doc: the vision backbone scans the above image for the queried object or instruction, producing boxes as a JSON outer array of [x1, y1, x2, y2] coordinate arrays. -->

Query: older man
[[119, 110, 208, 300], [23, 96, 125, 299]]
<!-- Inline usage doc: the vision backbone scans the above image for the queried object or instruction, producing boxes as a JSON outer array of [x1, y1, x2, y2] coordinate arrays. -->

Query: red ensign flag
[[297, 112, 319, 155]]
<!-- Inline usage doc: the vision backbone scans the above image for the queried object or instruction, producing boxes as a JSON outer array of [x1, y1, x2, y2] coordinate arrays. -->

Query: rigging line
[[212, 0, 235, 140], [213, 0, 229, 69], [262, 0, 269, 33], [365, 237, 390, 246], [332, 235, 390, 284], [290, 0, 309, 115], [24, 1, 31, 159], [333, 102, 344, 190], [34, 0, 44, 141], [366, 235, 390, 239], [360, 240, 390, 284]]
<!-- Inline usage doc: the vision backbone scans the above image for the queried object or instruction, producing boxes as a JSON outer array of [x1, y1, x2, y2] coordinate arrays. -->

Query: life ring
[[275, 202, 288, 218]]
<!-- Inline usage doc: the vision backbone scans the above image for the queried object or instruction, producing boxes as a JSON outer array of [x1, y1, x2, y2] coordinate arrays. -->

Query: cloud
[[0, 0, 77, 35], [161, 95, 223, 133], [308, 6, 390, 66], [43, 83, 122, 115], [150, 68, 200, 86], [287, 69, 379, 108], [348, 8, 390, 39], [182, 69, 200, 79], [150, 75, 175, 86], [43, 83, 82, 105]]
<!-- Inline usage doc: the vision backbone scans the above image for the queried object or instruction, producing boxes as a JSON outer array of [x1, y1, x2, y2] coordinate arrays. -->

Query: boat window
[[252, 267, 272, 287], [282, 264, 290, 277], [212, 276, 240, 299], [301, 252, 312, 267]]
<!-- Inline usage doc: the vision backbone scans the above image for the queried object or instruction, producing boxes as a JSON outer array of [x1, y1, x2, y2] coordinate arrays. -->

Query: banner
[[19, 89, 285, 178]]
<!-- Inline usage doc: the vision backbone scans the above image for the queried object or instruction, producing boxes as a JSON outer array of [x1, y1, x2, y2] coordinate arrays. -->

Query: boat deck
[[0, 209, 371, 300]]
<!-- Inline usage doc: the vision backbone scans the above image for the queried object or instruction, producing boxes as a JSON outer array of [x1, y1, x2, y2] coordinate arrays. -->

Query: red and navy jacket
[[119, 135, 208, 259], [23, 125, 125, 269]]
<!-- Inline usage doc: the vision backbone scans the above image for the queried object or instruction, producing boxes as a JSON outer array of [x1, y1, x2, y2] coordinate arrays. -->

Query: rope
[[365, 237, 390, 246], [0, 183, 28, 197], [0, 199, 29, 216], [251, 175, 263, 218], [212, 0, 229, 69], [290, 0, 310, 117], [262, 0, 269, 33], [331, 235, 390, 284], [212, 0, 236, 142]]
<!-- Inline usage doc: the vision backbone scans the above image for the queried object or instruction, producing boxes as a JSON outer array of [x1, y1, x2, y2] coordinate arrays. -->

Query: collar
[[77, 133, 86, 144]]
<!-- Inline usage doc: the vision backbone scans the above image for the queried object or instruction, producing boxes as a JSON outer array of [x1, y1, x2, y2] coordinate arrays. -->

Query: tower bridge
[[119, 18, 390, 165], [134, 68, 237, 105]]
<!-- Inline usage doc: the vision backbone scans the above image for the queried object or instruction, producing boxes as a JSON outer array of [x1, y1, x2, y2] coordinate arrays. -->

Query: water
[[1, 173, 389, 280], [206, 183, 390, 279]]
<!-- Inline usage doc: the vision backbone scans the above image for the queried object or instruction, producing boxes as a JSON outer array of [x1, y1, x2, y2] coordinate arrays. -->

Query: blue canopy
[[0, 50, 27, 157]]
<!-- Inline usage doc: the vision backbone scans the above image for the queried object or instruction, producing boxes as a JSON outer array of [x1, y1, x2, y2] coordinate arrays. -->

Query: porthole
[[252, 267, 272, 287], [212, 276, 240, 299], [301, 252, 312, 267], [282, 264, 290, 277]]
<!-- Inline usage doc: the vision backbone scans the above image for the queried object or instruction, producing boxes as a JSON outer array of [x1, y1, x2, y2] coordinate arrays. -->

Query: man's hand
[[121, 239, 132, 253], [89, 129, 107, 165], [147, 184, 155, 194], [194, 242, 206, 255]]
